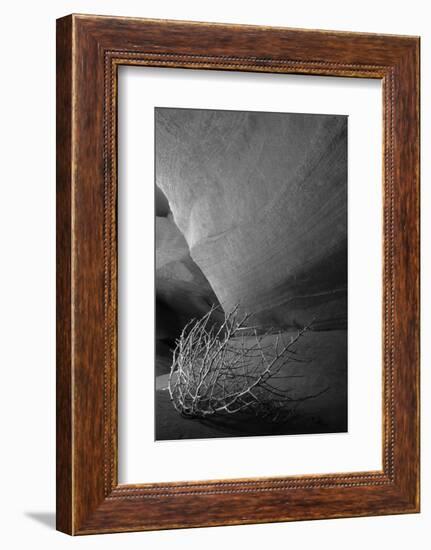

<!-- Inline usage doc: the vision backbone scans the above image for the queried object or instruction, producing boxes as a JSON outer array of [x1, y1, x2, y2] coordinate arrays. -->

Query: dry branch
[[168, 305, 327, 421]]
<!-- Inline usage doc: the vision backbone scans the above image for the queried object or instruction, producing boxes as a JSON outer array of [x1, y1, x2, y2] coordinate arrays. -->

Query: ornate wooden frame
[[56, 14, 420, 535]]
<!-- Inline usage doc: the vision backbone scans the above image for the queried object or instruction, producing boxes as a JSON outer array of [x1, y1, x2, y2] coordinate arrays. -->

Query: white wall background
[[0, 1, 428, 548]]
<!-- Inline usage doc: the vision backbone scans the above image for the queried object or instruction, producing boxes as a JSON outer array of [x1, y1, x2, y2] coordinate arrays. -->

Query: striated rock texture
[[156, 214, 221, 338], [155, 108, 347, 330], [155, 187, 223, 371]]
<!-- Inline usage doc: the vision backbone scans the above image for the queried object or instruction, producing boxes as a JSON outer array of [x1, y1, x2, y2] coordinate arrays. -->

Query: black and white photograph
[[155, 107, 348, 440], [0, 0, 424, 545]]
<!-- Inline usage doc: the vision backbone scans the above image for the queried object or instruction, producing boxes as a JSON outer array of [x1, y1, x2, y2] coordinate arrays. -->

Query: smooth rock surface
[[155, 108, 347, 329], [155, 213, 222, 372]]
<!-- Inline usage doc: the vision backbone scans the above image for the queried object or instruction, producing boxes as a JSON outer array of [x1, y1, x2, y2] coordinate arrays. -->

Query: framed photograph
[[56, 14, 420, 534]]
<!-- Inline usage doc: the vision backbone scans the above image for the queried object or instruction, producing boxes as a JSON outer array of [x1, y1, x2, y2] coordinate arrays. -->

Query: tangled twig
[[168, 306, 327, 421]]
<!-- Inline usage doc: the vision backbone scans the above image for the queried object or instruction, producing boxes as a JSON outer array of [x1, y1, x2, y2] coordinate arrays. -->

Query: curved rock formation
[[155, 108, 347, 329], [156, 212, 222, 371]]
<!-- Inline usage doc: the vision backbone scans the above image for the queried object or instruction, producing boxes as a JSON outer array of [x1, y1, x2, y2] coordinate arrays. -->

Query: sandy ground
[[155, 329, 347, 440]]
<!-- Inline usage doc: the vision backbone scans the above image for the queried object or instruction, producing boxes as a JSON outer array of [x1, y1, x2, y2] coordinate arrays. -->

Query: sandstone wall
[[155, 108, 347, 329]]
